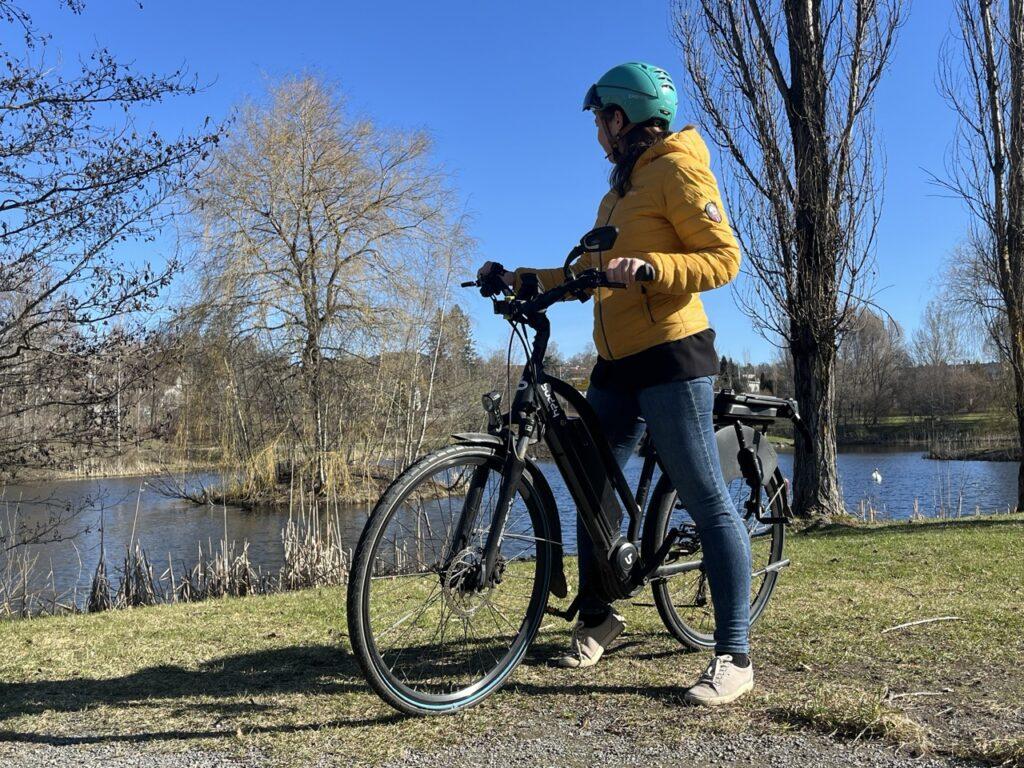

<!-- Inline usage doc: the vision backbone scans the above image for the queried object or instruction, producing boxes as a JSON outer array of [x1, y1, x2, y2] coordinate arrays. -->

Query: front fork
[[448, 401, 537, 590], [479, 438, 529, 584], [447, 463, 491, 560]]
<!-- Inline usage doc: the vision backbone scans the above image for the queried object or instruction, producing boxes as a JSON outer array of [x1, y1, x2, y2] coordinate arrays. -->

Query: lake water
[[0, 449, 1018, 609]]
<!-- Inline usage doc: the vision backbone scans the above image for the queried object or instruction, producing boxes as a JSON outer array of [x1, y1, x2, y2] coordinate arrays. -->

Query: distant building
[[161, 375, 183, 409], [739, 372, 760, 394], [977, 361, 1004, 381]]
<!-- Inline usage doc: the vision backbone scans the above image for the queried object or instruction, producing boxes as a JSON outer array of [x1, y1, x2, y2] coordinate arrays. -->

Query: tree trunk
[[1011, 329, 1024, 511], [1006, 0, 1024, 511], [791, 325, 844, 517], [785, 0, 844, 518], [301, 328, 328, 493]]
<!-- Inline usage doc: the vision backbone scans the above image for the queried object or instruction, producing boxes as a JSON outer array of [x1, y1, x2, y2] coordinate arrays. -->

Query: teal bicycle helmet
[[583, 62, 678, 127]]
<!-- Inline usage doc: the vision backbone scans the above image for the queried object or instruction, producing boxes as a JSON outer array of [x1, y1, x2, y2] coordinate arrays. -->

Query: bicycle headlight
[[481, 391, 502, 414]]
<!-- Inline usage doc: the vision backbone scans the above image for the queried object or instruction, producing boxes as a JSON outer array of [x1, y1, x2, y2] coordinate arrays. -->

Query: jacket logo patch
[[704, 202, 722, 223]]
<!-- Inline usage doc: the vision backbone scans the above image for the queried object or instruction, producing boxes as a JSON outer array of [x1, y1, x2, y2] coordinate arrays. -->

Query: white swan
[[871, 468, 882, 484]]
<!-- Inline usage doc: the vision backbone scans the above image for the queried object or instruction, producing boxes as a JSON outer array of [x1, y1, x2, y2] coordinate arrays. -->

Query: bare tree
[[912, 299, 966, 369], [938, 0, 1024, 509], [837, 307, 906, 424], [0, 1, 217, 476], [188, 76, 466, 492], [674, 0, 906, 517], [909, 298, 969, 417]]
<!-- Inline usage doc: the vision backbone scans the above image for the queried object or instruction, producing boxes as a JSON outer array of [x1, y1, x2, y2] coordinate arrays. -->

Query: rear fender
[[715, 424, 779, 484], [451, 433, 567, 598], [642, 423, 781, 556]]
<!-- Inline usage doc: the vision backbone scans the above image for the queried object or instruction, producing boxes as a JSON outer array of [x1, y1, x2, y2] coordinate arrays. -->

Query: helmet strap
[[597, 112, 638, 162], [613, 120, 639, 150]]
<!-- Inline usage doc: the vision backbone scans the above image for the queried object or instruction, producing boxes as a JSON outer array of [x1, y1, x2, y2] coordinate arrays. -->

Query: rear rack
[[713, 389, 811, 441]]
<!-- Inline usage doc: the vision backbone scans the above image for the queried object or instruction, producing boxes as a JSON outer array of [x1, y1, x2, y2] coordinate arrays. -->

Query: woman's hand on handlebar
[[606, 257, 653, 288], [476, 261, 513, 289]]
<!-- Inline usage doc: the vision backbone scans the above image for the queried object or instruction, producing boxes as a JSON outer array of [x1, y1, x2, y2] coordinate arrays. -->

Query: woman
[[478, 62, 751, 706]]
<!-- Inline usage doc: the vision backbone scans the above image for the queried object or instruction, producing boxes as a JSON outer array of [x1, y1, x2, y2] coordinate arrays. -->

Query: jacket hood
[[634, 126, 710, 172]]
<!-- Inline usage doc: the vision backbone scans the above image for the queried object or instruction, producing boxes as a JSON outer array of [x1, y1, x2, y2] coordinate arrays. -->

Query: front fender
[[451, 433, 567, 598]]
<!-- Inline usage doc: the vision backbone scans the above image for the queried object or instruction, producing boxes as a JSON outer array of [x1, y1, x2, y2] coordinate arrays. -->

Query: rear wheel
[[346, 444, 554, 715], [642, 466, 786, 651]]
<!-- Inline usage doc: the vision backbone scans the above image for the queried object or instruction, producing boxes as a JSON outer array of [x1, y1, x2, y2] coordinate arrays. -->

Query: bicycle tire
[[347, 443, 554, 715]]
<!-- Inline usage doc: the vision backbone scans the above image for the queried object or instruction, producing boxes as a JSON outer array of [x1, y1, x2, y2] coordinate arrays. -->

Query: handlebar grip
[[601, 264, 654, 290], [460, 280, 477, 288], [636, 264, 655, 282]]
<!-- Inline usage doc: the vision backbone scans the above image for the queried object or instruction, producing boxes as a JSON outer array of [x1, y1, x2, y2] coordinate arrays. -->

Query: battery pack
[[545, 416, 624, 553]]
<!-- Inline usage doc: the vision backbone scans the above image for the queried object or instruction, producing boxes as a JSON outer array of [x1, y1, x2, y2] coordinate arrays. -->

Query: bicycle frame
[[462, 308, 674, 605], [455, 258, 802, 612]]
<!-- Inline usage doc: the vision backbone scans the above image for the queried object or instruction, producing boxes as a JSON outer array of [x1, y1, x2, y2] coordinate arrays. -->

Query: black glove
[[478, 261, 508, 298]]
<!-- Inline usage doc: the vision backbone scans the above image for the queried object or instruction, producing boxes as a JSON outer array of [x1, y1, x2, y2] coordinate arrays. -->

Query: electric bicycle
[[346, 226, 807, 715]]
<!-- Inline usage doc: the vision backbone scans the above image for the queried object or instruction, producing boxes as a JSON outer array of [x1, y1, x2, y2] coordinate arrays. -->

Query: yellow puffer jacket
[[515, 127, 740, 360]]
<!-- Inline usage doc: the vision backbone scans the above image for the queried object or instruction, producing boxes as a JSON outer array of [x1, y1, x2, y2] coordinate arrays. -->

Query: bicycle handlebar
[[461, 264, 656, 317], [461, 264, 656, 373]]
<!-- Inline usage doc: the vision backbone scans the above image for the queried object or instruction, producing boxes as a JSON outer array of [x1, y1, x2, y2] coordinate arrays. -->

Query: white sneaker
[[554, 612, 625, 669], [683, 654, 754, 706]]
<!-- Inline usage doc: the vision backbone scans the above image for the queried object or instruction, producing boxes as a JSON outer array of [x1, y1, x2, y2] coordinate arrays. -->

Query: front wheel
[[346, 444, 554, 716]]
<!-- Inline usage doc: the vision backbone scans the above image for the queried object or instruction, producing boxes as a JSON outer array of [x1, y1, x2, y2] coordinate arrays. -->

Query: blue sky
[[29, 1, 970, 362]]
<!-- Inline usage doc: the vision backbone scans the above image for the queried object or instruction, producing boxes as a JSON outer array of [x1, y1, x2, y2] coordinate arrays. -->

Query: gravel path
[[381, 726, 982, 768], [0, 744, 263, 768], [377, 705, 987, 768], [0, 721, 983, 768]]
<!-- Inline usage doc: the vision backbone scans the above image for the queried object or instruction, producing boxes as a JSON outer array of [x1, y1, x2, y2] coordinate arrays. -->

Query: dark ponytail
[[601, 106, 668, 197]]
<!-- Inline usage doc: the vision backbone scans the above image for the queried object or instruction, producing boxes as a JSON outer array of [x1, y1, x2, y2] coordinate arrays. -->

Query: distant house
[[161, 376, 183, 410], [978, 361, 1005, 381], [739, 372, 760, 394]]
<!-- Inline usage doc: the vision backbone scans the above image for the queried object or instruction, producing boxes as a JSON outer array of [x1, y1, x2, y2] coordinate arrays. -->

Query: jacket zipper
[[597, 197, 619, 360]]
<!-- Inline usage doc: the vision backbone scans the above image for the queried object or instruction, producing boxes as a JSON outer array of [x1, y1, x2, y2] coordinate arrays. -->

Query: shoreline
[[1, 434, 1018, 494], [6, 460, 233, 485], [925, 445, 1021, 462]]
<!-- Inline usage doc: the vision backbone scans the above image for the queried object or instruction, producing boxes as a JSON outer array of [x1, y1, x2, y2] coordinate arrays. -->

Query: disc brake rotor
[[441, 548, 502, 618]]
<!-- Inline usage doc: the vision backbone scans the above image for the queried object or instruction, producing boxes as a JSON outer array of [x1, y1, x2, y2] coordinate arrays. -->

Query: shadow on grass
[[0, 636, 701, 747], [798, 515, 1022, 539], [513, 640, 693, 705], [0, 643, 404, 746]]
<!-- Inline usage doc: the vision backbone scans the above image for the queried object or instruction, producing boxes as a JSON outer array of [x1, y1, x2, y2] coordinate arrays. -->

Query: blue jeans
[[577, 376, 752, 655]]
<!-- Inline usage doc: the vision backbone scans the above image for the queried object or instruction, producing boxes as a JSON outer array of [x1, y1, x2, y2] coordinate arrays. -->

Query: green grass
[[0, 515, 1022, 766], [870, 412, 1010, 427]]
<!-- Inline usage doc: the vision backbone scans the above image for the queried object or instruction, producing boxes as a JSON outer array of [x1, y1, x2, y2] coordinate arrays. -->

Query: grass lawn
[[0, 515, 1021, 766], [871, 412, 1010, 427]]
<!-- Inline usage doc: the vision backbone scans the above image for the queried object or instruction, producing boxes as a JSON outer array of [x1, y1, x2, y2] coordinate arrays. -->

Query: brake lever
[[462, 273, 514, 298]]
